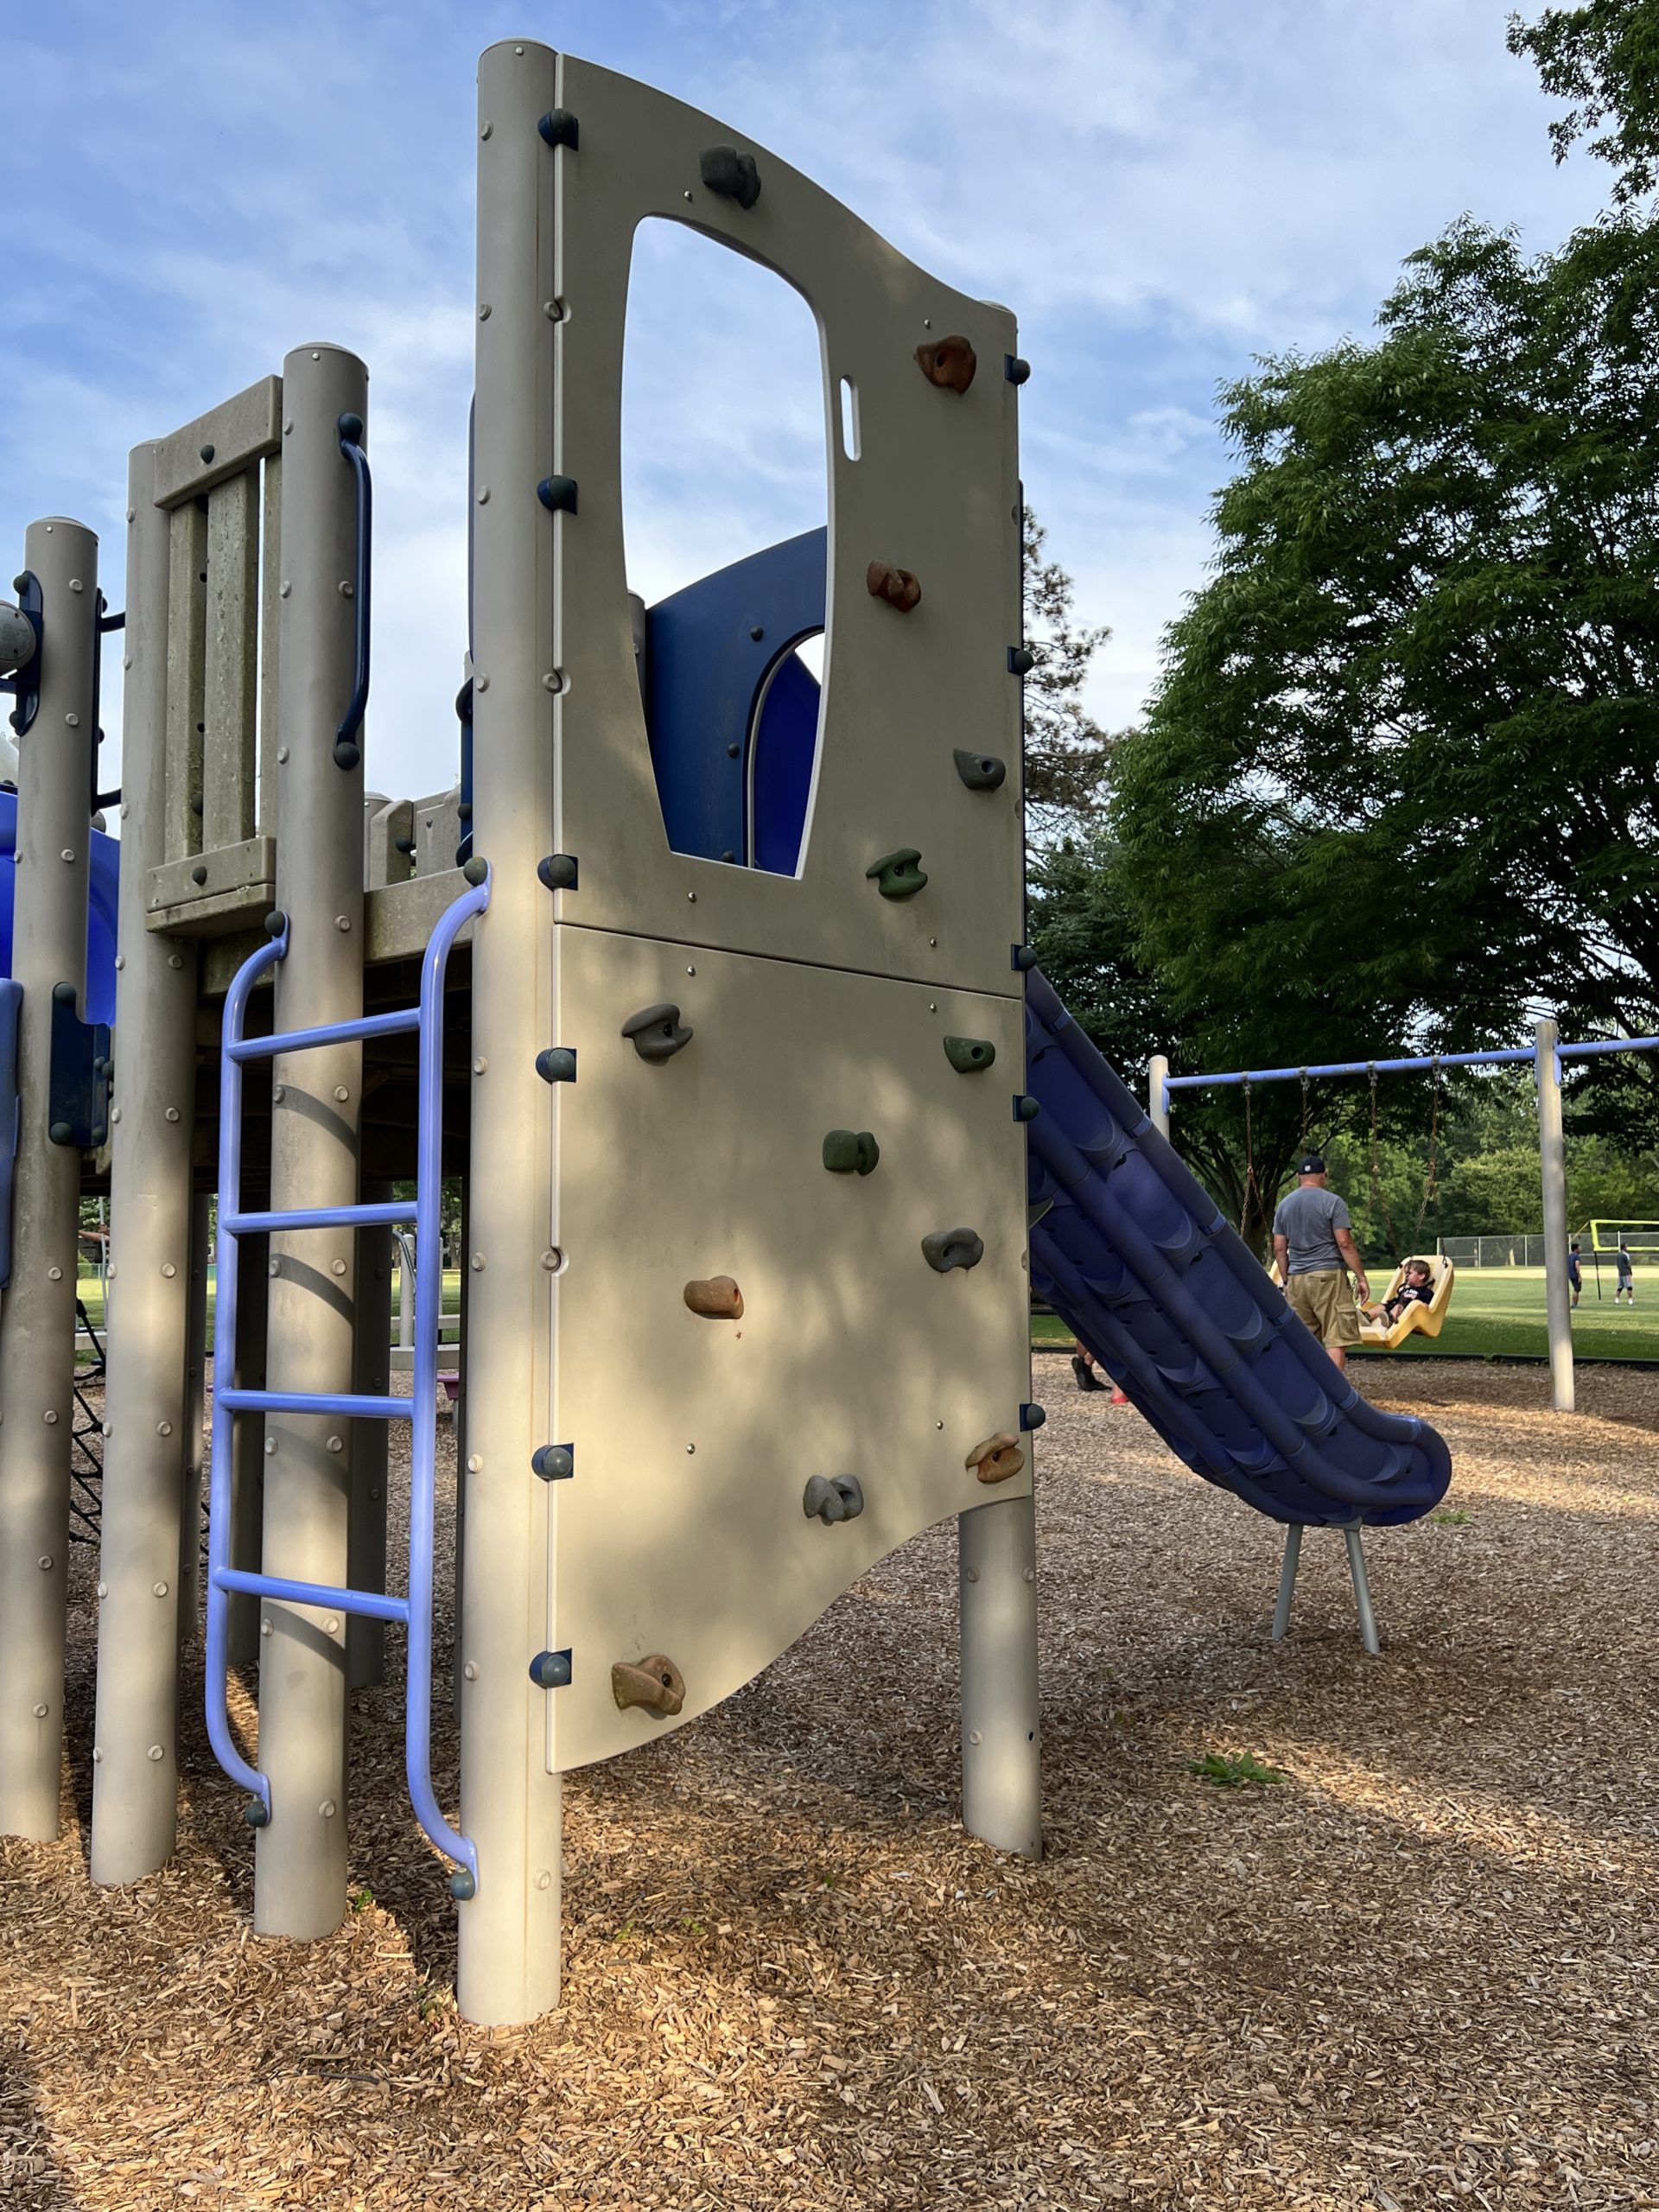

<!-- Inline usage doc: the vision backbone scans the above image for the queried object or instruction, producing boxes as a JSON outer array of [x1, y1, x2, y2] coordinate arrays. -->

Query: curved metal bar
[[204, 922, 289, 1817], [404, 863, 491, 1895], [334, 414, 372, 766]]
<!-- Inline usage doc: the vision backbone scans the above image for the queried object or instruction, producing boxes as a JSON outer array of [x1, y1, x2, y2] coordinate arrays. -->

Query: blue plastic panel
[[0, 977, 18, 1289], [645, 528, 825, 868], [0, 791, 121, 1027], [1025, 969, 1451, 1528]]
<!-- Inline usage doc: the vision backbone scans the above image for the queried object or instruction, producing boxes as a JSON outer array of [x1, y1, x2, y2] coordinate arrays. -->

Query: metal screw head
[[327, 1433, 344, 1452], [968, 1730, 982, 1746], [686, 1443, 696, 1455], [97, 1581, 108, 1598], [153, 1581, 168, 1598], [148, 1744, 164, 1762], [38, 1555, 53, 1571], [467, 1453, 483, 1472], [279, 581, 291, 598], [272, 1085, 284, 1103], [331, 1259, 347, 1277], [34, 1703, 48, 1719], [536, 1870, 552, 1891], [264, 1436, 276, 1453], [335, 916, 350, 932], [165, 1107, 180, 1122], [261, 1620, 272, 1637], [464, 1661, 479, 1681], [334, 1085, 349, 1102], [162, 1262, 176, 1279], [471, 1254, 485, 1272], [157, 1421, 173, 1438], [319, 1799, 337, 1817], [47, 1266, 61, 1283], [43, 1410, 58, 1426]]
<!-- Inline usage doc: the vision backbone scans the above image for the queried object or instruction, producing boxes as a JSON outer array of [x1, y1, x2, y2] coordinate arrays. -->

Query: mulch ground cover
[[3, 1356, 1655, 2209]]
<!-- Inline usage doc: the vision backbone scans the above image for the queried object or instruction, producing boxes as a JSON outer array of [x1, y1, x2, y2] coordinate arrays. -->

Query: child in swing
[[1363, 1257, 1434, 1329]]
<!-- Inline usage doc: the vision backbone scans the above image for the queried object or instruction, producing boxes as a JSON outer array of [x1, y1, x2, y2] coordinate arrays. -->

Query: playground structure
[[1, 42, 1452, 2028], [1147, 1029, 1659, 1414]]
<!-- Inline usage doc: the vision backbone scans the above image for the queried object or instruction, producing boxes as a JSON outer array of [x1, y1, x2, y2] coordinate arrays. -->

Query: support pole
[[348, 1185, 392, 1689], [91, 454, 200, 1882], [253, 342, 368, 1940], [459, 39, 564, 2024], [1270, 1523, 1302, 1641], [226, 1232, 266, 1668], [1343, 1525, 1382, 1656], [1535, 1017, 1574, 1414], [958, 1494, 1041, 1859], [397, 1228, 414, 1352], [177, 1192, 211, 1638], [1147, 1053, 1170, 1142], [0, 516, 97, 1841]]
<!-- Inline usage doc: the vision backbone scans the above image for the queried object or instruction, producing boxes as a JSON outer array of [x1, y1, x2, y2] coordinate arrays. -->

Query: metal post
[[1147, 1053, 1170, 1142], [1535, 1017, 1574, 1414], [460, 39, 564, 2024], [253, 342, 368, 1940], [958, 1494, 1041, 1858], [1270, 1523, 1302, 1641], [177, 1192, 211, 1639], [1342, 1525, 1382, 1656], [349, 1185, 392, 1689], [0, 517, 98, 1841], [90, 454, 200, 1883], [397, 1228, 414, 1352], [226, 1230, 266, 1668]]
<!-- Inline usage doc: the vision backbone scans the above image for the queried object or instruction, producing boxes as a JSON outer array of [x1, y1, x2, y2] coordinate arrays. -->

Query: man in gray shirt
[[1271, 1154, 1371, 1375]]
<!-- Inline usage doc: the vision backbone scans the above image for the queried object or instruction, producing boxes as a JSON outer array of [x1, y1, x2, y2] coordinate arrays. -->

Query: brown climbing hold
[[915, 334, 977, 393], [867, 559, 922, 613], [965, 1432, 1026, 1484], [683, 1275, 743, 1320], [612, 1654, 685, 1718]]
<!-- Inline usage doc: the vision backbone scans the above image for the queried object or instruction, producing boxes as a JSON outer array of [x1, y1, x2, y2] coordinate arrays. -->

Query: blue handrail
[[1165, 1034, 1659, 1093], [334, 412, 372, 771], [204, 864, 490, 1899]]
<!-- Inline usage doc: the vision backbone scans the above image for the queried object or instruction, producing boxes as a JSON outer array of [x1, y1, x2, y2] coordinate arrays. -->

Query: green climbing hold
[[943, 1035, 995, 1074], [867, 849, 927, 899], [823, 1129, 880, 1175]]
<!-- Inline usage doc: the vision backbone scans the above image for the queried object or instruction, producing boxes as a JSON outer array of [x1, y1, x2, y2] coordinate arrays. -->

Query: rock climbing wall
[[493, 54, 1032, 1772]]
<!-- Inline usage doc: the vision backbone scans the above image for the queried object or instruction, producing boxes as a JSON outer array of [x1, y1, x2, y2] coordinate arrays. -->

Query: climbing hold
[[538, 108, 580, 150], [243, 1798, 270, 1828], [943, 1035, 995, 1074], [537, 474, 578, 513], [537, 853, 578, 891], [915, 335, 977, 392], [953, 748, 1007, 791], [699, 144, 761, 207], [1010, 944, 1039, 971], [1020, 1402, 1047, 1432], [536, 1046, 577, 1084], [1007, 645, 1036, 676], [531, 1443, 575, 1482], [612, 1653, 685, 1718], [922, 1227, 984, 1274], [683, 1275, 743, 1320], [867, 849, 927, 899], [1005, 354, 1032, 385], [621, 1001, 693, 1061], [965, 1433, 1026, 1484], [867, 560, 922, 613], [1013, 1094, 1041, 1122], [529, 1649, 573, 1689], [823, 1129, 880, 1175], [448, 1869, 477, 1902], [462, 856, 488, 886], [803, 1473, 865, 1523]]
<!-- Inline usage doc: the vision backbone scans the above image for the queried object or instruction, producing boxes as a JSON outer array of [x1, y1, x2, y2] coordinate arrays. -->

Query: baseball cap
[[1298, 1154, 1325, 1175]]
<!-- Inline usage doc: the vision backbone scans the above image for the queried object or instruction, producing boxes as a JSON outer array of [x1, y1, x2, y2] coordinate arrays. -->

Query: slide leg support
[[958, 1493, 1041, 1859]]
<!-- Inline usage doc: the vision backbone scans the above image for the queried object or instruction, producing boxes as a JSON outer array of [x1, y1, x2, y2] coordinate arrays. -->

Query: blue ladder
[[205, 865, 490, 1899]]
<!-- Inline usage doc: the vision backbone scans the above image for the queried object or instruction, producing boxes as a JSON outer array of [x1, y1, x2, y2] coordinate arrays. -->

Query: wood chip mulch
[[3, 1357, 1656, 2209]]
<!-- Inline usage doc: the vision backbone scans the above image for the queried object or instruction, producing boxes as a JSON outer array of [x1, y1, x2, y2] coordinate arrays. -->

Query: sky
[[0, 0, 1610, 805]]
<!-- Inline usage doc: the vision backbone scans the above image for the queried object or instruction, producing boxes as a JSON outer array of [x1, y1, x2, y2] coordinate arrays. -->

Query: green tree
[[1510, 0, 1659, 204], [1020, 510, 1112, 841], [1111, 214, 1659, 1139]]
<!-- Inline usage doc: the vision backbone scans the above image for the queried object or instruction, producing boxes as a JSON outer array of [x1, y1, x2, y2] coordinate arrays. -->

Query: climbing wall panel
[[541, 927, 1032, 1774], [492, 52, 1025, 997]]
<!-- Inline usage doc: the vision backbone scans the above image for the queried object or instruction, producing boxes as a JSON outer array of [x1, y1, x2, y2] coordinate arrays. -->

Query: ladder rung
[[220, 1387, 411, 1420], [228, 1007, 421, 1062], [225, 1199, 414, 1236], [212, 1566, 410, 1624]]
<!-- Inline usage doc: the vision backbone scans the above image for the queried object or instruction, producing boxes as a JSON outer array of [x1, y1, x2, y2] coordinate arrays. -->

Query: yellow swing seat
[[1359, 1255, 1456, 1349]]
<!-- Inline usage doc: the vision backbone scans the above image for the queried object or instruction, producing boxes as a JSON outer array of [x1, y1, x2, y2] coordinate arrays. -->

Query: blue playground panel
[[1025, 970, 1451, 1527], [0, 790, 121, 1027]]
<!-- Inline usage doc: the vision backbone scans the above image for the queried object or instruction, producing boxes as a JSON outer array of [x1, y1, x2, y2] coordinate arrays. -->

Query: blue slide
[[1025, 971, 1451, 1526]]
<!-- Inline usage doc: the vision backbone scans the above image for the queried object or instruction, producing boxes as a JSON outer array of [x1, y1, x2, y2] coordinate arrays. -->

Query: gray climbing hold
[[700, 144, 761, 207], [923, 1227, 984, 1274], [823, 1129, 880, 1175], [944, 1036, 995, 1074], [622, 1002, 693, 1061], [803, 1474, 865, 1524], [953, 748, 1007, 791]]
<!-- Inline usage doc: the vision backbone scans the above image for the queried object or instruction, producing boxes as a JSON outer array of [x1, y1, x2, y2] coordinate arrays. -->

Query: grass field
[[73, 1268, 465, 1345], [1033, 1264, 1659, 1362]]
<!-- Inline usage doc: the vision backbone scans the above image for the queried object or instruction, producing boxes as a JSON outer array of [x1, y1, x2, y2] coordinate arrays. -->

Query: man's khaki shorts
[[1285, 1268, 1363, 1349]]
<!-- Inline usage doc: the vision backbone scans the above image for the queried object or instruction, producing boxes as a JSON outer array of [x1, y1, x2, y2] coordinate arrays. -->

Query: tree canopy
[[1510, 0, 1659, 205]]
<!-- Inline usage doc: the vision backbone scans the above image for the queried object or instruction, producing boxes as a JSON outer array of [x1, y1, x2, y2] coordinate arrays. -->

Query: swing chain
[[1368, 1062, 1404, 1260], [1240, 1077, 1264, 1243]]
